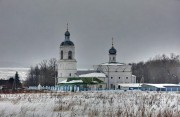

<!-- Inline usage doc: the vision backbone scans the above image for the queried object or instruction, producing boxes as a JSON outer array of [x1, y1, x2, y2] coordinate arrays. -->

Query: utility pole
[[54, 62, 57, 87]]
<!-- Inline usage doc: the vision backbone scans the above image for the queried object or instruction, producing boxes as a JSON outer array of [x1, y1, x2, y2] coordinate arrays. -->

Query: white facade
[[58, 29, 77, 83], [94, 63, 136, 89], [93, 39, 136, 89]]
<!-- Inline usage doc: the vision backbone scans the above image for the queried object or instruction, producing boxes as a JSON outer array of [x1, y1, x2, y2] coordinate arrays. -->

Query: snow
[[118, 83, 142, 87], [0, 68, 29, 81], [100, 62, 125, 66], [79, 72, 106, 78], [38, 84, 42, 90], [0, 91, 180, 117], [143, 83, 180, 88], [59, 79, 83, 84]]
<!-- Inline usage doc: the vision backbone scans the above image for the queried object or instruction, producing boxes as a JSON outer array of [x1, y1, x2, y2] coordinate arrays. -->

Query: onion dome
[[109, 37, 117, 55], [109, 47, 117, 55], [60, 24, 74, 46], [65, 30, 70, 36], [60, 41, 74, 46]]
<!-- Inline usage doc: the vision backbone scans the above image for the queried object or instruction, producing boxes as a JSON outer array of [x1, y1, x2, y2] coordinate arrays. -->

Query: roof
[[163, 84, 180, 87], [59, 79, 83, 84], [109, 46, 117, 55], [76, 70, 96, 76], [118, 83, 142, 88], [59, 77, 104, 84], [65, 30, 70, 36], [142, 84, 180, 88], [100, 62, 125, 66], [132, 75, 136, 77], [0, 80, 8, 85], [60, 40, 74, 46], [79, 72, 106, 78]]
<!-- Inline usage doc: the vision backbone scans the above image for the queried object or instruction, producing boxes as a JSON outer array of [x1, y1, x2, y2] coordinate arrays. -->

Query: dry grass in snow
[[0, 91, 180, 117]]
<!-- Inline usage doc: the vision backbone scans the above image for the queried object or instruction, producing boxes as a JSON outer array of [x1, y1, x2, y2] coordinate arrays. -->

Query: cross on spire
[[112, 37, 114, 47], [67, 23, 69, 31]]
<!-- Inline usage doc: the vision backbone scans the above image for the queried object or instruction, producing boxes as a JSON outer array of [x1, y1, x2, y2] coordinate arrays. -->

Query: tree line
[[24, 58, 58, 86], [0, 72, 22, 90], [25, 53, 180, 86], [132, 53, 180, 83]]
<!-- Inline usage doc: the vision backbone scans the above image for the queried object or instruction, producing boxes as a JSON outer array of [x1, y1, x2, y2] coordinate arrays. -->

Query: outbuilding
[[117, 83, 142, 90], [141, 84, 180, 91]]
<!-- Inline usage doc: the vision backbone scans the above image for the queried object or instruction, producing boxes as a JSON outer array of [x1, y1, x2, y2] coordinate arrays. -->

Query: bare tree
[[25, 58, 58, 87]]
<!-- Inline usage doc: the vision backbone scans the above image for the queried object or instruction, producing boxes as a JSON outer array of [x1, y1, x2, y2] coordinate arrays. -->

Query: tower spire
[[112, 37, 114, 47], [64, 23, 70, 41], [67, 23, 69, 31]]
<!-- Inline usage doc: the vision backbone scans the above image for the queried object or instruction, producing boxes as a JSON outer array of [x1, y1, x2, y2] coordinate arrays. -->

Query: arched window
[[61, 51, 63, 59], [68, 51, 72, 59]]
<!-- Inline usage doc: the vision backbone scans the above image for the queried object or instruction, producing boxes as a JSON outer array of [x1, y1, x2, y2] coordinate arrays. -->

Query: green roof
[[66, 77, 104, 84]]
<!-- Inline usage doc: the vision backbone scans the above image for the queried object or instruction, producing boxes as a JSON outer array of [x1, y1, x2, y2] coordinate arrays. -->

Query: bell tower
[[58, 24, 77, 83]]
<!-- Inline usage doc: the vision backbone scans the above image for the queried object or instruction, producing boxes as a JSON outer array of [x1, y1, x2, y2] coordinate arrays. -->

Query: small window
[[99, 85, 102, 88], [61, 51, 63, 59], [118, 85, 120, 89], [68, 51, 72, 59], [119, 77, 120, 79], [113, 57, 115, 60], [111, 77, 113, 79], [111, 84, 113, 88], [126, 77, 128, 79], [69, 73, 71, 76]]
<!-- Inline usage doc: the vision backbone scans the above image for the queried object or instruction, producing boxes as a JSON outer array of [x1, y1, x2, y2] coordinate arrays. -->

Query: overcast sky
[[0, 0, 180, 69]]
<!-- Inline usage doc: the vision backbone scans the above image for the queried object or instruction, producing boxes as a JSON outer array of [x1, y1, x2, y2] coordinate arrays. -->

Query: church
[[57, 26, 136, 90]]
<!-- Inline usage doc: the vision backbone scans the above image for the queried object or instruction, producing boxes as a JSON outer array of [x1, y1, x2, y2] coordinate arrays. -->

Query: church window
[[111, 84, 113, 89], [113, 57, 115, 61], [119, 77, 120, 79], [118, 85, 120, 89], [61, 51, 63, 59], [69, 73, 71, 76], [68, 51, 72, 59]]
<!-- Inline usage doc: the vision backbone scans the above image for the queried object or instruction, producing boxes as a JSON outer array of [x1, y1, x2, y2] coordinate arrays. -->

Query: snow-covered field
[[0, 91, 180, 117], [0, 68, 29, 81]]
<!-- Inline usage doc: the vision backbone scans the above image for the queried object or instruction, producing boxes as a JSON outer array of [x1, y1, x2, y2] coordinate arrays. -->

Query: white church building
[[57, 26, 136, 89]]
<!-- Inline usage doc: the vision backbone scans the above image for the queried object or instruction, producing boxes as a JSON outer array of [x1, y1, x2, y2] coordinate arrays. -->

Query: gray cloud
[[0, 0, 180, 69]]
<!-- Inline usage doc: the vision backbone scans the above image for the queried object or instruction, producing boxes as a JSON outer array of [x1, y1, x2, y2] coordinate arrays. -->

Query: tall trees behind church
[[26, 58, 57, 86], [132, 53, 180, 83]]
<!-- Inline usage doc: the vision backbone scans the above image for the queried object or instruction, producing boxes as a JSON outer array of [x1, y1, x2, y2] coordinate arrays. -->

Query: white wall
[[58, 45, 77, 83], [94, 64, 135, 89]]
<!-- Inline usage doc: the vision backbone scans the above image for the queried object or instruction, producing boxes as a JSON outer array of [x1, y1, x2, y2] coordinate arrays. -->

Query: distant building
[[141, 83, 180, 91], [0, 79, 13, 89], [57, 26, 136, 89], [93, 38, 136, 89], [117, 83, 142, 90]]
